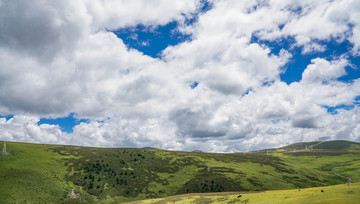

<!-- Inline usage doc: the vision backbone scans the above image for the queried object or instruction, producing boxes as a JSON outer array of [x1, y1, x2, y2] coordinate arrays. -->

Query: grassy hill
[[0, 140, 360, 203], [128, 182, 360, 204], [280, 140, 360, 151]]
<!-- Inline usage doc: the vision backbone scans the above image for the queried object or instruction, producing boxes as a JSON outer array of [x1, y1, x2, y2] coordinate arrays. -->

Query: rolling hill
[[0, 140, 359, 203], [279, 140, 360, 151], [128, 182, 360, 204]]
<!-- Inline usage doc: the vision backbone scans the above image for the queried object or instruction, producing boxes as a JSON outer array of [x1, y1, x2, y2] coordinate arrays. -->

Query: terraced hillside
[[0, 140, 359, 203]]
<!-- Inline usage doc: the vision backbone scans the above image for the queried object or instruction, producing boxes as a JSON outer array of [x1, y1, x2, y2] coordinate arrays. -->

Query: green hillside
[[129, 182, 360, 204], [280, 140, 360, 151], [0, 140, 360, 203], [312, 140, 360, 150], [280, 141, 321, 150]]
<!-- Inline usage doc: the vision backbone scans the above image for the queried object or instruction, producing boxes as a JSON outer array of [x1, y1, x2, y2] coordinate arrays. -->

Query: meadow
[[128, 182, 360, 204], [0, 140, 359, 203]]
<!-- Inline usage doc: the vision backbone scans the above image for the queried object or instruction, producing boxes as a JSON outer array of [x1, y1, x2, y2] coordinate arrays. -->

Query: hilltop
[[279, 140, 360, 151], [0, 140, 359, 203]]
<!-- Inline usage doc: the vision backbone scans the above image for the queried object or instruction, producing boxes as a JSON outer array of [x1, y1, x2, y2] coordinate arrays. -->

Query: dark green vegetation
[[0, 140, 360, 203]]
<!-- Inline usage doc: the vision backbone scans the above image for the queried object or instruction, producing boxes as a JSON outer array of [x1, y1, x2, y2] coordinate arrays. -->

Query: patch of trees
[[116, 178, 127, 185], [184, 180, 225, 193]]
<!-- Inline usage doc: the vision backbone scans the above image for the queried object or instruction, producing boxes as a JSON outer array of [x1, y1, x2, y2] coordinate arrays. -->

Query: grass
[[0, 140, 360, 203], [0, 142, 73, 203], [128, 182, 360, 204], [275, 151, 360, 182]]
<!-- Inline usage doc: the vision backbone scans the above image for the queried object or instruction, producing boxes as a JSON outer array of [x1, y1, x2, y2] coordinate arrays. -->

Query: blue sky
[[112, 0, 212, 59], [37, 113, 89, 133], [0, 0, 360, 152], [113, 21, 191, 59]]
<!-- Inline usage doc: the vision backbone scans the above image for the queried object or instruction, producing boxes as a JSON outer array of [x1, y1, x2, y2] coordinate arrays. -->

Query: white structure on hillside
[[2, 140, 7, 155]]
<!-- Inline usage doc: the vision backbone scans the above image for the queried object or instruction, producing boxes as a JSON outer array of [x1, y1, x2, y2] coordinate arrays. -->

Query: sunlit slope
[[0, 140, 359, 203], [128, 182, 360, 204], [0, 142, 72, 203], [279, 140, 360, 151]]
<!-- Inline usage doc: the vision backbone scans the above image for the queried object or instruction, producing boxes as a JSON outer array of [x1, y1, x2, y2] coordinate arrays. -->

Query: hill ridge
[[279, 140, 360, 151]]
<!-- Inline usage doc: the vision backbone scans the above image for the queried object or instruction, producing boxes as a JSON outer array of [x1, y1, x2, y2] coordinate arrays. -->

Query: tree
[[88, 182, 93, 189]]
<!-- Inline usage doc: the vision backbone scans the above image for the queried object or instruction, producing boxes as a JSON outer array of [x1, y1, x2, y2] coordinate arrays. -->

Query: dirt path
[[331, 169, 352, 184], [70, 188, 79, 199]]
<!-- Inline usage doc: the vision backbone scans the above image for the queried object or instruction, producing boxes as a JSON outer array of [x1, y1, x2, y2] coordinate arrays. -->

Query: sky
[[0, 0, 360, 152]]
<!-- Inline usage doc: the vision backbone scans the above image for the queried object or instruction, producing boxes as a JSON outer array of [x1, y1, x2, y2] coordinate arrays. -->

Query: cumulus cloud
[[0, 0, 359, 152], [0, 0, 91, 60], [301, 58, 348, 83], [0, 115, 66, 144]]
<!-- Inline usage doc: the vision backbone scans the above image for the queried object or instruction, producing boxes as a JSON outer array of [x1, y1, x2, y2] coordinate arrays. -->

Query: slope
[[0, 140, 359, 203], [128, 182, 360, 204], [279, 140, 360, 151]]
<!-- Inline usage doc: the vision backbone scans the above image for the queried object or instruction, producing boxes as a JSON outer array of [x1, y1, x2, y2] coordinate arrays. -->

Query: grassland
[[0, 140, 359, 203], [128, 182, 360, 204], [0, 142, 73, 203]]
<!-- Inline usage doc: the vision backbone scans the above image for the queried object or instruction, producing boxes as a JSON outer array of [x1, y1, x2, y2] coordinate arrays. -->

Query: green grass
[[0, 142, 74, 203], [0, 140, 360, 203], [275, 152, 360, 182], [280, 140, 360, 150], [129, 182, 360, 204]]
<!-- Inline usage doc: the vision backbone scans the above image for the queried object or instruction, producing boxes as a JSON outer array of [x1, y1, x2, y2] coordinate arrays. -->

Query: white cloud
[[245, 0, 360, 55], [0, 0, 359, 152], [302, 58, 348, 83], [0, 115, 66, 144], [84, 0, 200, 30], [0, 0, 91, 60]]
